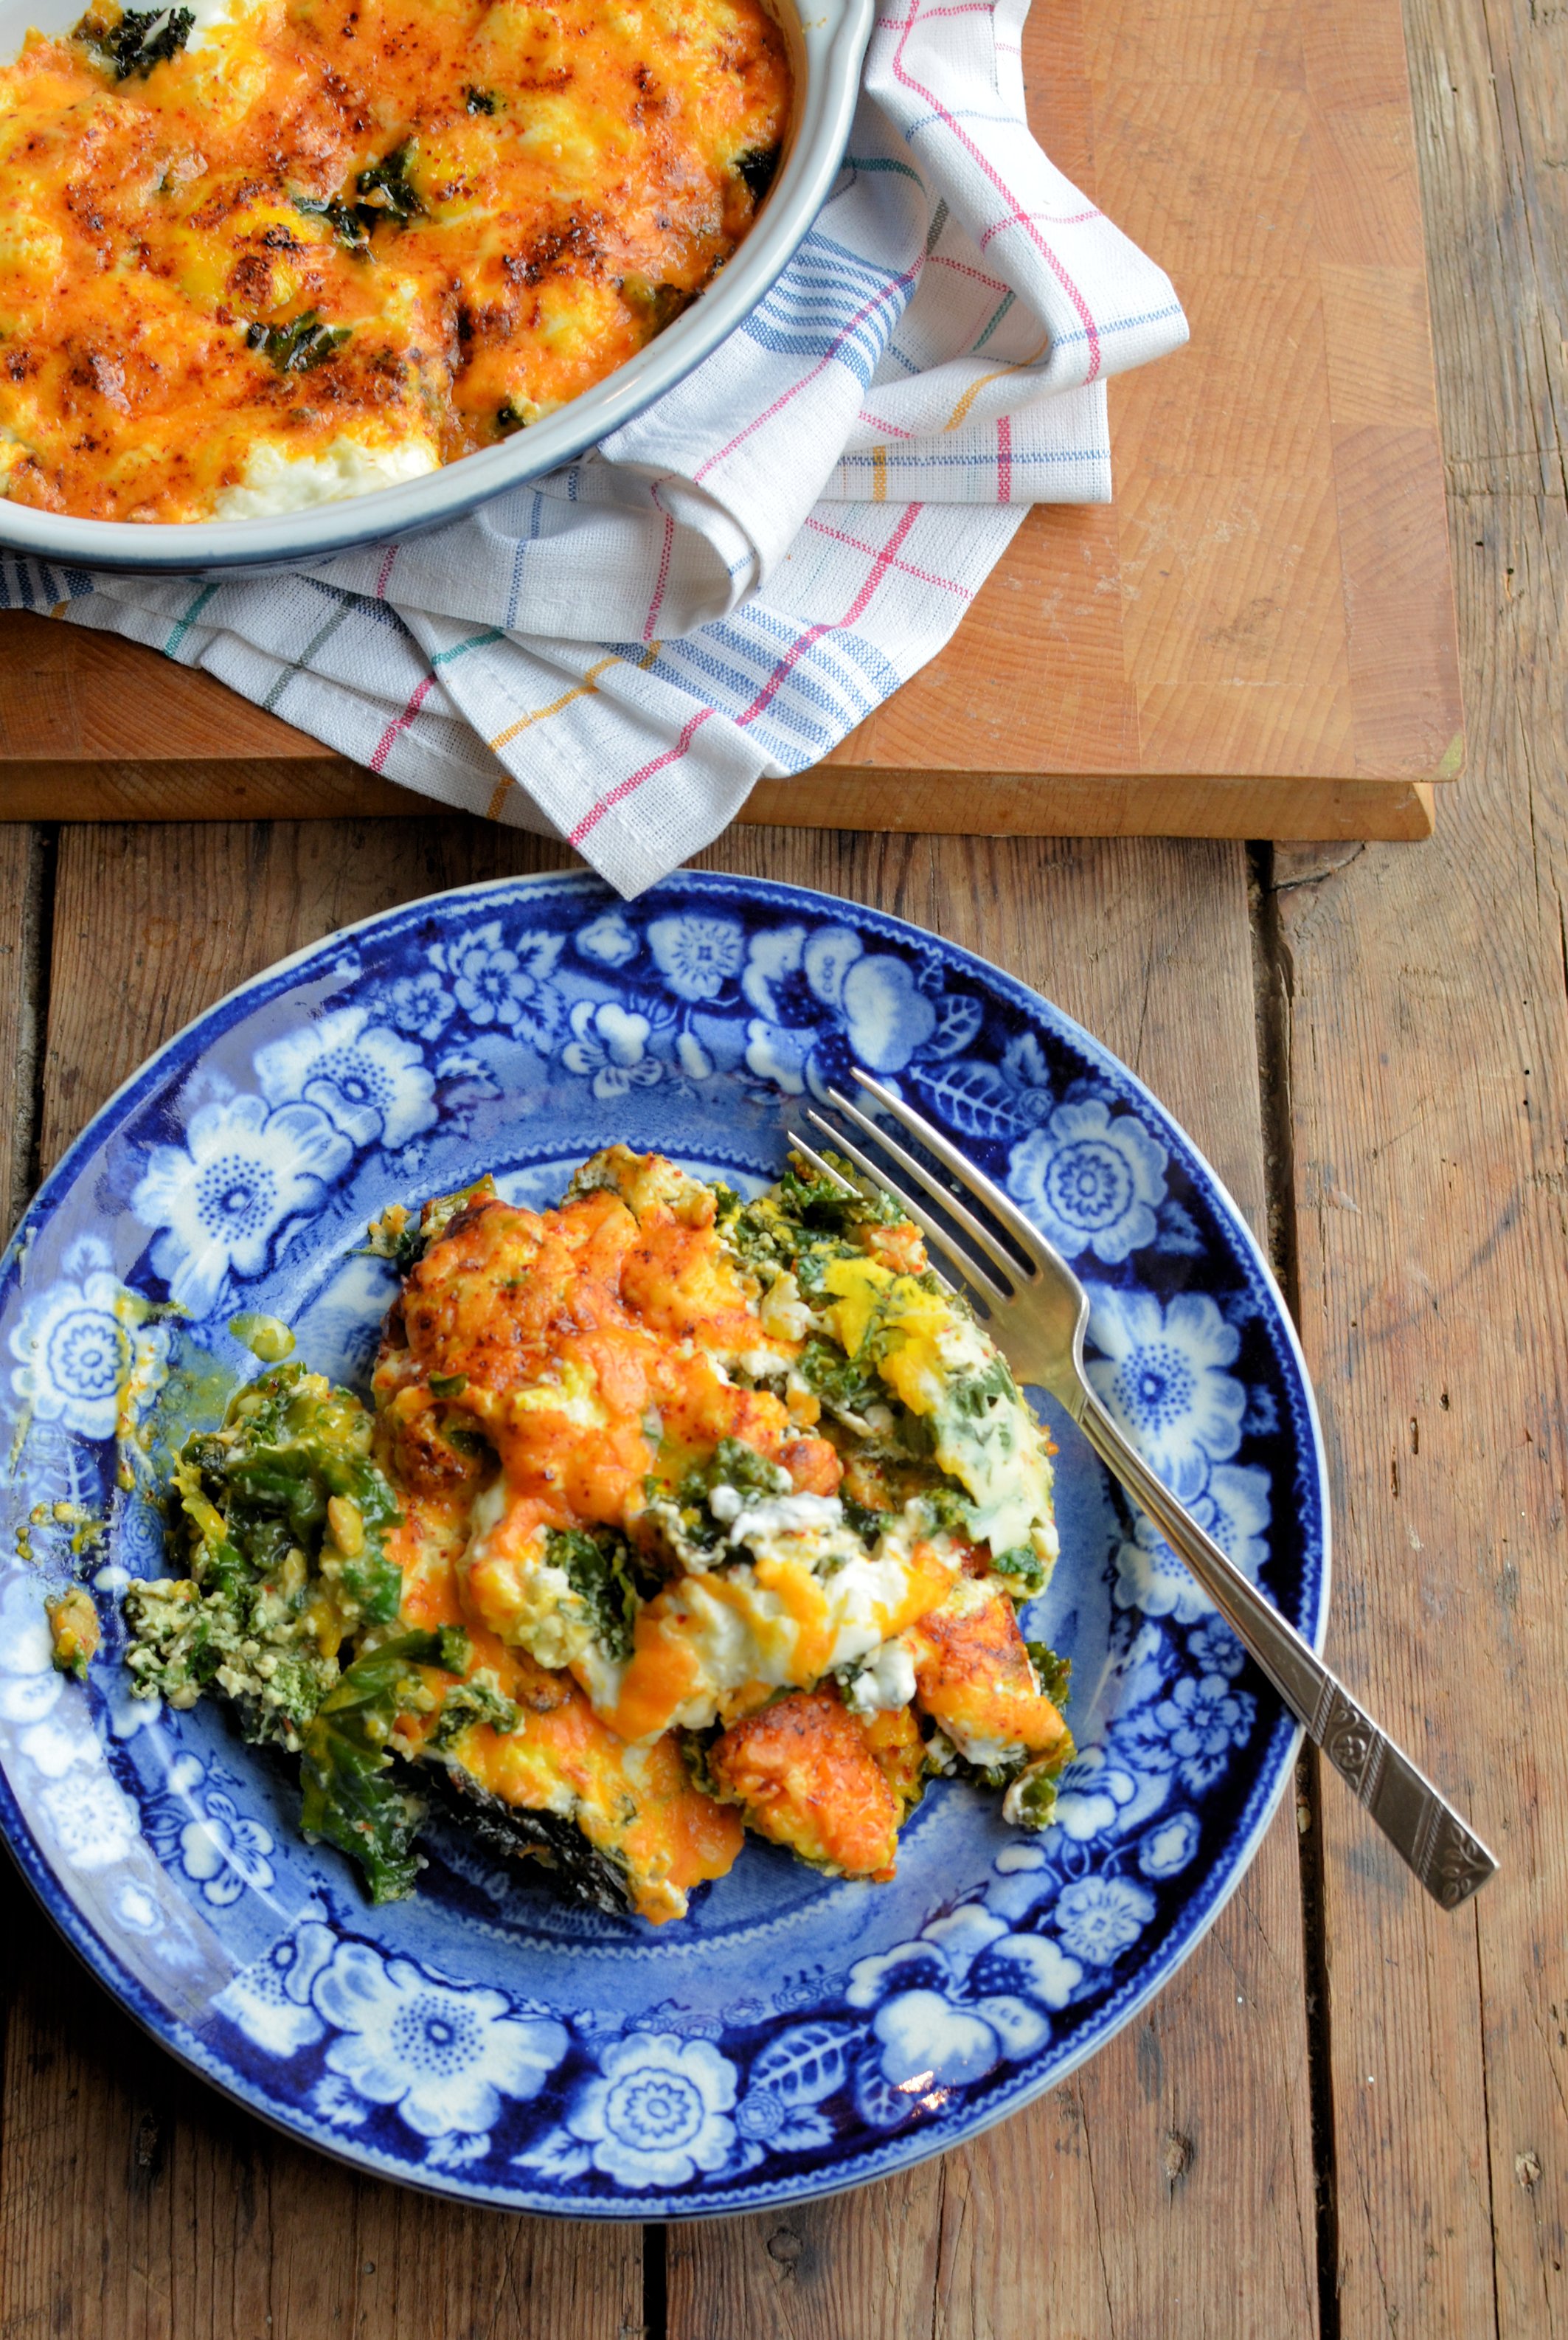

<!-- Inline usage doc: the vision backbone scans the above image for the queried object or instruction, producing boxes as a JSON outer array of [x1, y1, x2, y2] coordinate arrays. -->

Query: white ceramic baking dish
[[0, 0, 874, 572]]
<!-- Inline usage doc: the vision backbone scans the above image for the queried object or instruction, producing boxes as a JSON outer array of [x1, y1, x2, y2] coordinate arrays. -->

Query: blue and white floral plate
[[0, 870, 1328, 2215]]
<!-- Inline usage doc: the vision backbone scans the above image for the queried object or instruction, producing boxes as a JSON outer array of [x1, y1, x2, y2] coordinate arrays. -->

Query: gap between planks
[[0, 820, 1327, 2340]]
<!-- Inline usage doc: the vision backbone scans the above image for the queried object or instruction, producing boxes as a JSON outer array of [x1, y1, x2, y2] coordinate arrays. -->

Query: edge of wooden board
[[0, 766, 1439, 840]]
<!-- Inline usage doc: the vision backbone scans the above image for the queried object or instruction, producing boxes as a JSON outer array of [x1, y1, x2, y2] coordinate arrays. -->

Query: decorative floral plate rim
[[0, 868, 1330, 2216]]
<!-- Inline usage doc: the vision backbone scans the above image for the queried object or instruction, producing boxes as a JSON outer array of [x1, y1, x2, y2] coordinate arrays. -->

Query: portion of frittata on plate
[[124, 1148, 1075, 1924], [0, 0, 790, 519]]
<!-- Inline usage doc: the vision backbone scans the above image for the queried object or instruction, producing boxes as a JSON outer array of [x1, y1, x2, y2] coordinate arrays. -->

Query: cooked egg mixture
[[0, 0, 790, 519], [122, 1147, 1072, 1926]]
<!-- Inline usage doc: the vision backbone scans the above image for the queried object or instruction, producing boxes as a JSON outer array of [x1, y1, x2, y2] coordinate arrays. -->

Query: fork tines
[[786, 1065, 1043, 1311]]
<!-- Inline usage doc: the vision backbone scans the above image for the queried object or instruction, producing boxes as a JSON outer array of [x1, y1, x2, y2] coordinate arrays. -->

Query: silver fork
[[791, 1066, 1497, 1912]]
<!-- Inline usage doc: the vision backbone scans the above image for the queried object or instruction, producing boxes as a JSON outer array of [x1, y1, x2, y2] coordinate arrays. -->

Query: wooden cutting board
[[0, 0, 1462, 839]]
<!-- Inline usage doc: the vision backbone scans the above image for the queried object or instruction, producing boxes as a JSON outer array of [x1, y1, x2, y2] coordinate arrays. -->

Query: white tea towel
[[7, 0, 1187, 895]]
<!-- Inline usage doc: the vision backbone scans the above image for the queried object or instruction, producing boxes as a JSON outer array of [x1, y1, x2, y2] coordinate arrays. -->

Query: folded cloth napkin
[[11, 0, 1186, 896]]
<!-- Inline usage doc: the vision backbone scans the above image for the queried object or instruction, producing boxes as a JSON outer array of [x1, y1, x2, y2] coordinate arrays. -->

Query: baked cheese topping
[[122, 1146, 1073, 1925], [0, 0, 790, 520]]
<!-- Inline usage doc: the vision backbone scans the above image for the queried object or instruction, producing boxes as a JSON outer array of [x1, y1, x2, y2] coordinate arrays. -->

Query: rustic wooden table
[[0, 0, 1561, 2329]]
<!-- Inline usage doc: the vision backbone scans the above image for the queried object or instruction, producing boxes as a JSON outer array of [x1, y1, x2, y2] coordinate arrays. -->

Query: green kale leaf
[[245, 311, 352, 374], [797, 1337, 881, 1417], [355, 143, 425, 226], [294, 194, 372, 254], [620, 277, 692, 336], [704, 1436, 794, 1502], [544, 1526, 643, 1663], [1027, 1639, 1072, 1711], [734, 142, 782, 203], [297, 1631, 440, 1902], [990, 1542, 1049, 1596], [429, 1671, 522, 1750], [76, 4, 194, 78]]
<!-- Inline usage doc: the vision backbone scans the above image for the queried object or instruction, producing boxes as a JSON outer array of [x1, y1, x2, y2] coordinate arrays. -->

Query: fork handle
[[1072, 1389, 1497, 1911]]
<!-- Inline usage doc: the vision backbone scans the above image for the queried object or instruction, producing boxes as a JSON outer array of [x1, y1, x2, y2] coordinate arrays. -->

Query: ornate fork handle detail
[[1309, 1682, 1496, 1909], [1074, 1391, 1497, 1911]]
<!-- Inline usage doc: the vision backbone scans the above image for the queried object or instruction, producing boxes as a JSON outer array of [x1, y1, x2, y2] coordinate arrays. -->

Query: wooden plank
[[1268, 0, 1568, 2316], [669, 829, 1319, 2339], [0, 739, 1440, 839], [0, 816, 645, 2340], [0, 0, 1463, 834], [0, 825, 42, 1230]]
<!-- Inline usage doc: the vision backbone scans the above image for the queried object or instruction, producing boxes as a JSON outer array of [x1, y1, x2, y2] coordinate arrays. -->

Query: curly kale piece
[[620, 277, 692, 336], [355, 143, 425, 226], [245, 311, 353, 375], [366, 1178, 496, 1273], [428, 1764, 636, 1917], [989, 1541, 1050, 1596], [294, 194, 372, 254], [1027, 1640, 1072, 1713], [75, 4, 194, 79], [212, 1362, 403, 1624], [703, 1437, 794, 1503], [773, 1156, 906, 1233], [124, 1363, 405, 1745], [292, 142, 425, 260], [734, 142, 782, 203], [544, 1527, 645, 1664], [720, 1154, 911, 1300], [427, 1669, 521, 1751], [796, 1336, 882, 1418], [298, 1632, 441, 1901]]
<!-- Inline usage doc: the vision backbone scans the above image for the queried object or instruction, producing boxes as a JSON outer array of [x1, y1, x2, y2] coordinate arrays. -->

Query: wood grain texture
[[1260, 0, 1568, 2325], [3, 815, 645, 2340], [0, 825, 43, 1231], [0, 0, 1462, 835], [669, 831, 1319, 2340], [0, 823, 1319, 2339], [0, 719, 1440, 839]]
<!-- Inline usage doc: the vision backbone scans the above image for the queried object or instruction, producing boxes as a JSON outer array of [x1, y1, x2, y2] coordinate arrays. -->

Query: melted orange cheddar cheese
[[392, 1489, 743, 1923], [903, 1575, 1069, 1770], [707, 1686, 911, 1880], [359, 1145, 1071, 1920], [377, 1162, 919, 1756], [0, 0, 790, 519]]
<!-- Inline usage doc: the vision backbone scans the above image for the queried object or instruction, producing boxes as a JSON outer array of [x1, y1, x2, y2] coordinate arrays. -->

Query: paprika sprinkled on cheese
[[0, 0, 791, 519]]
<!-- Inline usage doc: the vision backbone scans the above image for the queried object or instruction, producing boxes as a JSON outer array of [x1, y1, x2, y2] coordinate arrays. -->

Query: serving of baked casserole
[[121, 1146, 1075, 1925], [0, 0, 791, 519]]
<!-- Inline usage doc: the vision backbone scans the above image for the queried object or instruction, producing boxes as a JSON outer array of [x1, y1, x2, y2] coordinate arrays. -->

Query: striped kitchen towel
[[15, 0, 1187, 896]]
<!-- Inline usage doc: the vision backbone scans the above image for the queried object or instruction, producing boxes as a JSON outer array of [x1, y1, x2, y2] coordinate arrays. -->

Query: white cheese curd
[[757, 1270, 811, 1343], [720, 1489, 839, 1540], [579, 1523, 960, 1740], [839, 1634, 917, 1716], [212, 430, 439, 519], [944, 1728, 1024, 1770], [718, 1489, 891, 1578]]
